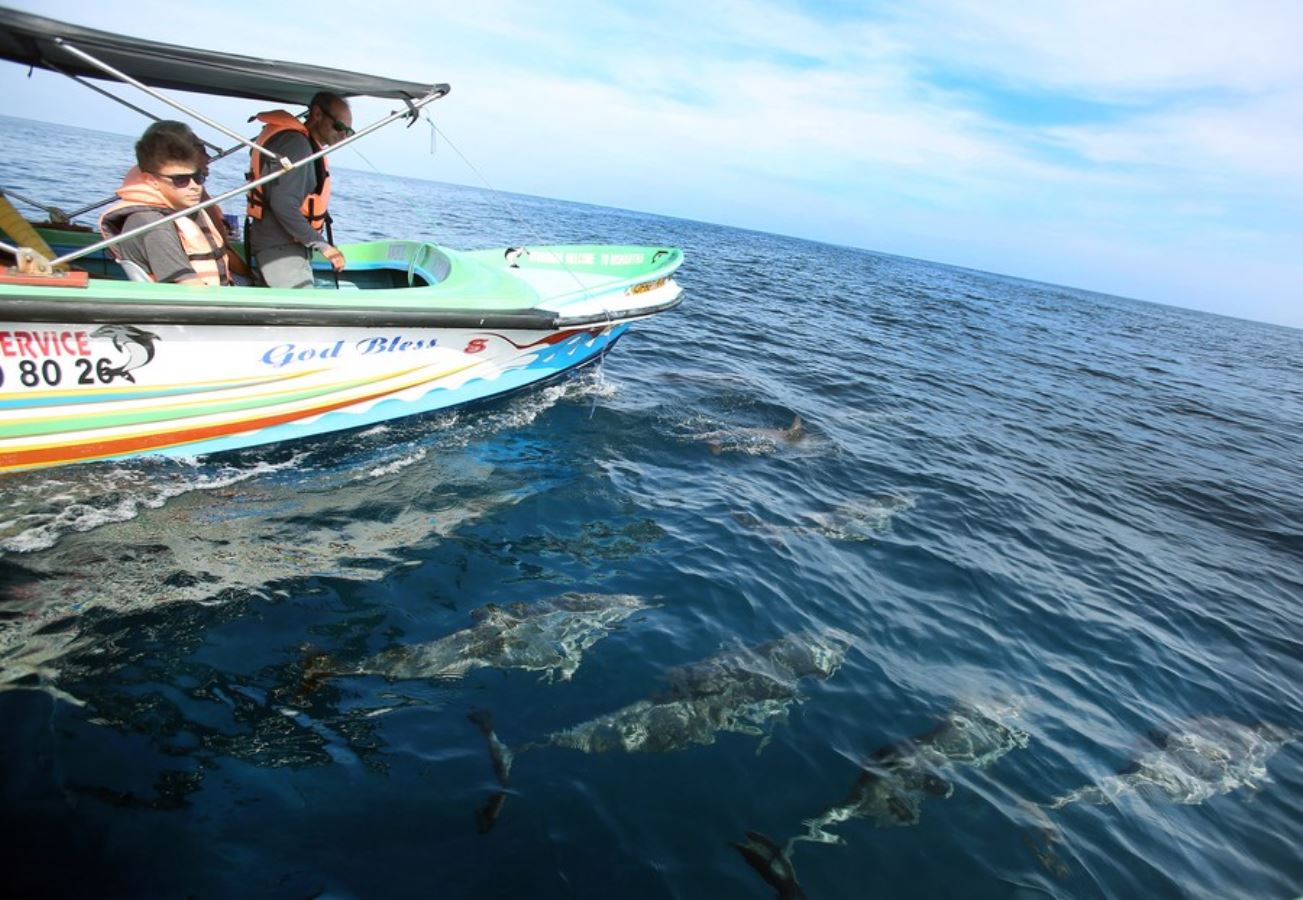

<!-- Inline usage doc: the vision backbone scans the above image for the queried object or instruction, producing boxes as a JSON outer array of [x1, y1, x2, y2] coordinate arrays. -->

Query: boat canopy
[[0, 6, 447, 104]]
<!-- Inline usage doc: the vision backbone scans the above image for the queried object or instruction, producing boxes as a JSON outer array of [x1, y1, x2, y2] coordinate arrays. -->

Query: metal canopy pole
[[60, 139, 252, 223], [48, 62, 222, 153], [19, 62, 237, 223], [53, 38, 288, 169]]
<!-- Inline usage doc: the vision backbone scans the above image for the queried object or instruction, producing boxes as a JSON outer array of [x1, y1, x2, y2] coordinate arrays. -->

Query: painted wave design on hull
[[158, 327, 625, 460], [0, 369, 322, 410], [0, 366, 425, 439], [0, 327, 622, 470], [0, 358, 483, 471]]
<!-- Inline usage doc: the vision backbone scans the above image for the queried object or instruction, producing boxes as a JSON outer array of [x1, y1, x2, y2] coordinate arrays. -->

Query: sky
[[3, 0, 1302, 328]]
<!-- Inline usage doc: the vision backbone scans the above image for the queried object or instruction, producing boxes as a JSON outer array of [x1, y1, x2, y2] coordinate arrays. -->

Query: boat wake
[[0, 404, 571, 700], [0, 469, 526, 699], [356, 447, 430, 480], [1, 367, 615, 556], [0, 454, 306, 554], [676, 412, 823, 456]]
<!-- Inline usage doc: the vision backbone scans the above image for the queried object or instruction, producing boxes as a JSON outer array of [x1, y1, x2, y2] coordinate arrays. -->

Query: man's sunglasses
[[316, 105, 355, 138], [152, 169, 208, 188]]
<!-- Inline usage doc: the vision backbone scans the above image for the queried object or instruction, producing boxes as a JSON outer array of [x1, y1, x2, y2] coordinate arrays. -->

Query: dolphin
[[730, 493, 915, 548], [347, 593, 648, 683], [468, 628, 853, 831], [91, 324, 160, 382], [733, 831, 808, 900], [699, 415, 808, 455], [1048, 717, 1295, 809], [796, 699, 1029, 842], [800, 493, 915, 542], [734, 700, 1028, 900], [532, 628, 852, 758], [1, 474, 523, 700]]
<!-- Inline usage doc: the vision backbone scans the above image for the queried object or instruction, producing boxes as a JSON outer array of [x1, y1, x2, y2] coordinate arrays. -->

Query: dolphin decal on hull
[[91, 324, 160, 383]]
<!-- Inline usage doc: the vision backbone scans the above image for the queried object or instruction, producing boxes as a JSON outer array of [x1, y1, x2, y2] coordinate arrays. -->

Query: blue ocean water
[[1, 116, 1301, 899]]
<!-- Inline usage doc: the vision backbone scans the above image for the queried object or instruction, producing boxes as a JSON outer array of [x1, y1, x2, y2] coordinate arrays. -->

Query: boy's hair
[[135, 120, 207, 173]]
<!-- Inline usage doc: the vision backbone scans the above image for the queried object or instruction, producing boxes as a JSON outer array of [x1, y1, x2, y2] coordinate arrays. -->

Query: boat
[[0, 8, 684, 474]]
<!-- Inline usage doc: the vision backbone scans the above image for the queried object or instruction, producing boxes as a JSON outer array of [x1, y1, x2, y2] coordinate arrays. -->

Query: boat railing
[[31, 129, 249, 226], [43, 95, 442, 275], [7, 35, 449, 278]]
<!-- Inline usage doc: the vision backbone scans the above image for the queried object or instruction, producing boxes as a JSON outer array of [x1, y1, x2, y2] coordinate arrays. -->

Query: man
[[245, 91, 352, 288], [99, 121, 230, 286]]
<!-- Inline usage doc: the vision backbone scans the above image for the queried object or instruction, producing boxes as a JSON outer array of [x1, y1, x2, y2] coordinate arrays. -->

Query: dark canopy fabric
[[0, 6, 448, 105]]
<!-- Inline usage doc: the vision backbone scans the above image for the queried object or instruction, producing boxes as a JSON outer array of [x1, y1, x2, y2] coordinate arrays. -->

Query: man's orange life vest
[[245, 110, 331, 230], [99, 171, 230, 286]]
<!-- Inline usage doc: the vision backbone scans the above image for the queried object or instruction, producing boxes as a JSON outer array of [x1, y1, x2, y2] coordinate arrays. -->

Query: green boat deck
[[2, 226, 682, 317]]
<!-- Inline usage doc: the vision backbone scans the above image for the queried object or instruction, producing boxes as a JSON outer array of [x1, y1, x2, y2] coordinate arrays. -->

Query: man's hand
[[321, 244, 346, 271]]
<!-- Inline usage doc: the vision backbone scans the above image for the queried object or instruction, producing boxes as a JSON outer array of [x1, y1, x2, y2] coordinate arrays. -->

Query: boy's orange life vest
[[99, 172, 230, 286]]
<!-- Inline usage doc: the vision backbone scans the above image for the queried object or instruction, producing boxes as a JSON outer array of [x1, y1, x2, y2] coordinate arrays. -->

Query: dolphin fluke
[[732, 831, 806, 900], [293, 646, 338, 703], [468, 709, 517, 835], [468, 709, 515, 786], [475, 791, 508, 835]]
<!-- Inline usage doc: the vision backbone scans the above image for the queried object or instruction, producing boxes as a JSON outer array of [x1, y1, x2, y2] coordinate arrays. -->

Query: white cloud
[[884, 0, 1303, 96], [5, 0, 1301, 325], [1047, 90, 1303, 192]]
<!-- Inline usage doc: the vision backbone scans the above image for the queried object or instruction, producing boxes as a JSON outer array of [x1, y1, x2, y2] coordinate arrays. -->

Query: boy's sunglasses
[[152, 169, 208, 188]]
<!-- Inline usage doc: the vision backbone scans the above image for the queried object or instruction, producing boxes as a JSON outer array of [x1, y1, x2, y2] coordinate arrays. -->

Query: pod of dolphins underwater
[[309, 591, 1296, 898]]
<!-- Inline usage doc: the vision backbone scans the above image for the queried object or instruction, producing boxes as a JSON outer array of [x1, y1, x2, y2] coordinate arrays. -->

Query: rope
[[425, 120, 614, 328], [347, 145, 385, 177], [0, 188, 69, 224], [0, 193, 66, 270]]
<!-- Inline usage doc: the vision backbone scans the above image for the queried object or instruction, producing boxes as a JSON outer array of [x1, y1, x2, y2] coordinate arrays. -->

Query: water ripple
[[1, 117, 1300, 899]]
